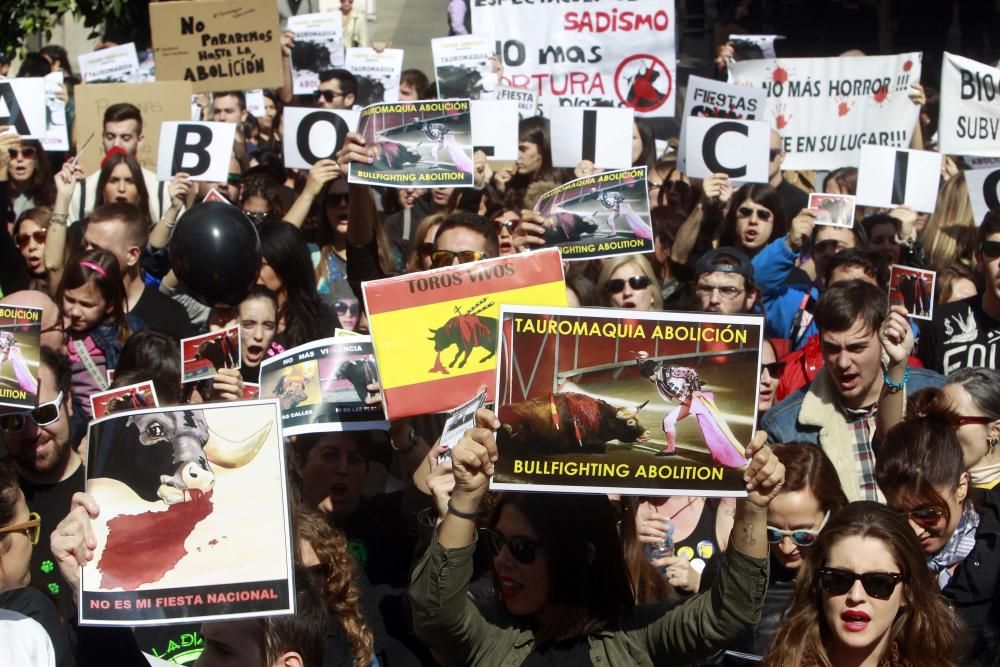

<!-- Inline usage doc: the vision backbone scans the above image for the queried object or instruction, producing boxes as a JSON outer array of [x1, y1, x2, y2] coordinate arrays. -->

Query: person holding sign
[[411, 409, 785, 666]]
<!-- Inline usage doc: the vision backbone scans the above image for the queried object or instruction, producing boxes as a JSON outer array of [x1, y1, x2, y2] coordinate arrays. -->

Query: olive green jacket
[[409, 536, 768, 667]]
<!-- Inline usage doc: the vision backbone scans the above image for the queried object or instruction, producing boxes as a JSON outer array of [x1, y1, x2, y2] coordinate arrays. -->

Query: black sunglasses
[[606, 275, 652, 293], [318, 90, 347, 103], [493, 219, 517, 234], [334, 300, 359, 316], [417, 242, 434, 258], [818, 567, 903, 600], [981, 241, 1000, 260], [15, 229, 47, 248], [480, 528, 541, 565], [430, 249, 485, 268], [761, 361, 786, 379], [896, 505, 945, 529], [737, 206, 773, 222], [8, 147, 37, 159]]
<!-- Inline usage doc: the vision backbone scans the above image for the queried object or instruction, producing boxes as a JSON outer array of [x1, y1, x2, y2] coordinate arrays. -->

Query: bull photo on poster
[[492, 306, 764, 497]]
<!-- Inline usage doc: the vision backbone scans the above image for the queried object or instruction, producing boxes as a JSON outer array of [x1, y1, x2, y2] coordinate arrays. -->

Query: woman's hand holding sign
[[439, 409, 500, 549]]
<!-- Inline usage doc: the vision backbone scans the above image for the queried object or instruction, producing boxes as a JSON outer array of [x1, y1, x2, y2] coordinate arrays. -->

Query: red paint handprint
[[836, 96, 854, 117], [773, 103, 792, 129]]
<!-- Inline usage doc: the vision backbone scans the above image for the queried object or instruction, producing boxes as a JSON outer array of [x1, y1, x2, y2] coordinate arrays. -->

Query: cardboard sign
[[282, 107, 359, 170], [40, 72, 69, 152], [78, 43, 141, 84], [495, 85, 537, 117], [731, 53, 921, 170], [74, 81, 194, 176], [889, 265, 935, 321], [0, 305, 43, 410], [80, 401, 294, 625], [491, 305, 763, 496], [287, 12, 345, 95], [259, 336, 388, 435], [472, 0, 677, 117], [684, 117, 770, 183], [677, 75, 767, 170], [90, 381, 160, 419], [180, 325, 241, 383], [808, 193, 856, 228], [157, 121, 239, 183], [855, 145, 942, 213], [966, 167, 1000, 226], [363, 248, 567, 419], [150, 0, 283, 93], [0, 78, 47, 138], [345, 47, 403, 106], [432, 35, 499, 100], [550, 107, 634, 170], [939, 52, 1000, 157], [470, 100, 518, 160], [348, 99, 474, 188], [533, 167, 653, 260]]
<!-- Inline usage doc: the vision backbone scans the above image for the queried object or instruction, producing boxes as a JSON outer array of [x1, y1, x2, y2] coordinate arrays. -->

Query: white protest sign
[[731, 53, 921, 170], [966, 167, 1000, 226], [684, 117, 770, 183], [0, 79, 47, 138], [855, 145, 942, 213], [40, 72, 69, 152], [432, 35, 499, 100], [470, 100, 519, 161], [728, 35, 784, 60], [288, 12, 346, 95], [283, 107, 359, 170], [157, 121, 238, 182], [472, 0, 677, 117], [678, 75, 767, 170], [78, 43, 140, 83], [939, 52, 1000, 157], [345, 47, 403, 106], [245, 89, 266, 118], [550, 107, 633, 169], [495, 85, 537, 117]]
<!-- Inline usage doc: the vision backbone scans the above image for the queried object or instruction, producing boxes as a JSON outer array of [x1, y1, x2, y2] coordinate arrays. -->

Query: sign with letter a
[[157, 121, 238, 183]]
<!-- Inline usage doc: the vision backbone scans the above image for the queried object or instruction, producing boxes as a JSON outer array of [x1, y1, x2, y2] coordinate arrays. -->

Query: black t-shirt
[[918, 295, 1000, 374], [19, 465, 86, 615], [131, 285, 196, 340], [0, 586, 74, 667]]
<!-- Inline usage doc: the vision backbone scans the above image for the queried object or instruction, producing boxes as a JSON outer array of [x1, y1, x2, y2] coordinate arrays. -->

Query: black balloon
[[169, 202, 261, 307]]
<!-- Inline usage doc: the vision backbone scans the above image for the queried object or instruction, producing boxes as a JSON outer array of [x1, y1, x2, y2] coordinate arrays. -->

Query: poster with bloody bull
[[363, 248, 567, 420], [80, 400, 294, 625], [180, 325, 240, 384], [0, 304, 42, 410], [491, 305, 764, 497], [90, 381, 160, 419], [533, 167, 653, 261]]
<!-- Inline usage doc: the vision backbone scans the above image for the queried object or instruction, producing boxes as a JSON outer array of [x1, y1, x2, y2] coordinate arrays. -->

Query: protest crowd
[[2, 0, 1000, 666]]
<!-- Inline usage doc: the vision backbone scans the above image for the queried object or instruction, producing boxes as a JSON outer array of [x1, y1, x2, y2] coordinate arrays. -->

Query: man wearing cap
[[692, 247, 759, 315]]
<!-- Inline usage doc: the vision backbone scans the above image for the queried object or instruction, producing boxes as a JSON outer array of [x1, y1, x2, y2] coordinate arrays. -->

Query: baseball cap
[[694, 247, 756, 287]]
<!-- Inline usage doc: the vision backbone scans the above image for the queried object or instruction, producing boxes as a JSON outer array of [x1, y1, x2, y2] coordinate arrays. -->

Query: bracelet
[[883, 367, 910, 394], [447, 498, 479, 520], [50, 213, 68, 226]]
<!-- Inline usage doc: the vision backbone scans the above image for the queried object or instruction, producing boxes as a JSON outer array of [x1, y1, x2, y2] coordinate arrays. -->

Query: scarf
[[970, 460, 1000, 489], [927, 502, 979, 589]]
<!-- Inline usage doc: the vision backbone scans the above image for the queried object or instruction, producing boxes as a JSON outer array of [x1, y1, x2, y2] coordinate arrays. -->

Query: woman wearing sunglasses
[[411, 415, 785, 666], [12, 207, 52, 292], [767, 501, 959, 666], [943, 368, 1000, 490], [758, 339, 784, 420], [717, 184, 786, 259], [3, 139, 55, 220], [876, 389, 1000, 663], [596, 256, 662, 310]]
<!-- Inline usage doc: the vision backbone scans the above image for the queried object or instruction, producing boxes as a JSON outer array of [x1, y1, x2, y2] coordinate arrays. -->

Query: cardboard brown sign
[[73, 81, 194, 176], [150, 0, 283, 93]]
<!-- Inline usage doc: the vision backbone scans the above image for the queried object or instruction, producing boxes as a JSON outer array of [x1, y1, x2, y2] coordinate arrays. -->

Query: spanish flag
[[364, 248, 566, 419]]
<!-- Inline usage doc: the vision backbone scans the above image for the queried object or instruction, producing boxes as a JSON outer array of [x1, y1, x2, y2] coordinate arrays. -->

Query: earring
[[988, 437, 999, 455]]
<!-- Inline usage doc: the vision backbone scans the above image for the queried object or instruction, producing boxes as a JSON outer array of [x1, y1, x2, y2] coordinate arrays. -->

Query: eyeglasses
[[0, 391, 65, 433], [318, 90, 347, 103], [956, 415, 994, 427], [761, 361, 787, 379], [896, 505, 945, 529], [766, 511, 830, 547], [480, 528, 541, 565], [0, 512, 40, 545], [430, 249, 486, 268], [695, 283, 744, 298], [606, 275, 652, 293], [226, 172, 243, 186], [8, 147, 37, 160], [417, 242, 434, 258], [334, 300, 359, 316], [493, 219, 518, 234], [818, 567, 903, 600], [15, 230, 47, 248], [737, 206, 773, 222], [814, 239, 848, 254], [980, 241, 1000, 260]]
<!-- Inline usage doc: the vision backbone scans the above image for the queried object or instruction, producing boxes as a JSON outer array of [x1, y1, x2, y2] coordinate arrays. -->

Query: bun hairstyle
[[875, 388, 967, 523]]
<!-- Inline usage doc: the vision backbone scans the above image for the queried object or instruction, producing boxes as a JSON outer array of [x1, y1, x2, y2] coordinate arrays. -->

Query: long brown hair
[[767, 501, 960, 666], [296, 508, 374, 666], [618, 496, 675, 603]]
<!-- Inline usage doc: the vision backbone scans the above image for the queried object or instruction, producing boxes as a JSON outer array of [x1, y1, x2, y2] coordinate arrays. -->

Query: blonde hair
[[596, 255, 663, 309], [923, 172, 976, 269]]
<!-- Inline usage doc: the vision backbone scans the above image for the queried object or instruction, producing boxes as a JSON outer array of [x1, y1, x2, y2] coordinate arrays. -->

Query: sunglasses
[[956, 415, 994, 426], [430, 249, 485, 268], [318, 90, 347, 103], [327, 193, 349, 207], [226, 172, 243, 186], [480, 528, 541, 565], [493, 219, 518, 234], [737, 206, 773, 222], [766, 511, 830, 547], [818, 567, 903, 600], [15, 229, 47, 248], [761, 361, 787, 379], [0, 391, 64, 433], [0, 511, 40, 545], [606, 275, 652, 293], [769, 148, 782, 160], [334, 300, 359, 316], [896, 505, 945, 529], [8, 147, 37, 160], [981, 241, 1000, 260], [417, 242, 434, 258]]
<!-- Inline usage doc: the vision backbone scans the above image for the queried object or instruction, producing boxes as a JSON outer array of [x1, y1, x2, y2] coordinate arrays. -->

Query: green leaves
[[1, 0, 130, 60]]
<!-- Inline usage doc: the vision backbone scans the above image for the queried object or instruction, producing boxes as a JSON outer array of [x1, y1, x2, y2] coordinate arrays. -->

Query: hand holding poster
[[492, 306, 763, 496], [533, 167, 652, 260], [683, 117, 770, 183], [78, 43, 141, 84], [80, 401, 294, 625], [939, 52, 1000, 157], [0, 305, 42, 409], [677, 75, 767, 170], [288, 12, 346, 95], [345, 47, 404, 106], [432, 36, 499, 100], [855, 145, 942, 213], [731, 53, 921, 170], [157, 121, 239, 183], [348, 99, 474, 188], [259, 336, 388, 435], [363, 248, 566, 419]]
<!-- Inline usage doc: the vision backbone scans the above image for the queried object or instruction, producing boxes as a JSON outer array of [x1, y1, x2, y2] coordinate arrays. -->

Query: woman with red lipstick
[[767, 501, 959, 666], [489, 206, 520, 257]]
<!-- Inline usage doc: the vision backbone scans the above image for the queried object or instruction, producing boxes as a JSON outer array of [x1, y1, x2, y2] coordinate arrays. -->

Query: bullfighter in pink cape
[[0, 330, 37, 395], [418, 122, 473, 174], [598, 190, 652, 240], [635, 351, 748, 468]]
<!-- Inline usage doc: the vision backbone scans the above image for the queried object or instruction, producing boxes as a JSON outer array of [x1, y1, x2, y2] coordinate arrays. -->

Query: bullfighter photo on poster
[[181, 325, 240, 384], [79, 400, 294, 625], [889, 264, 935, 321], [0, 304, 42, 410], [259, 336, 389, 435], [533, 167, 653, 260], [491, 306, 764, 497]]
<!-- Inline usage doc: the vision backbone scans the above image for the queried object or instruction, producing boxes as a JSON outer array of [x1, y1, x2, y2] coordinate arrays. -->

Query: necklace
[[652, 496, 701, 522]]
